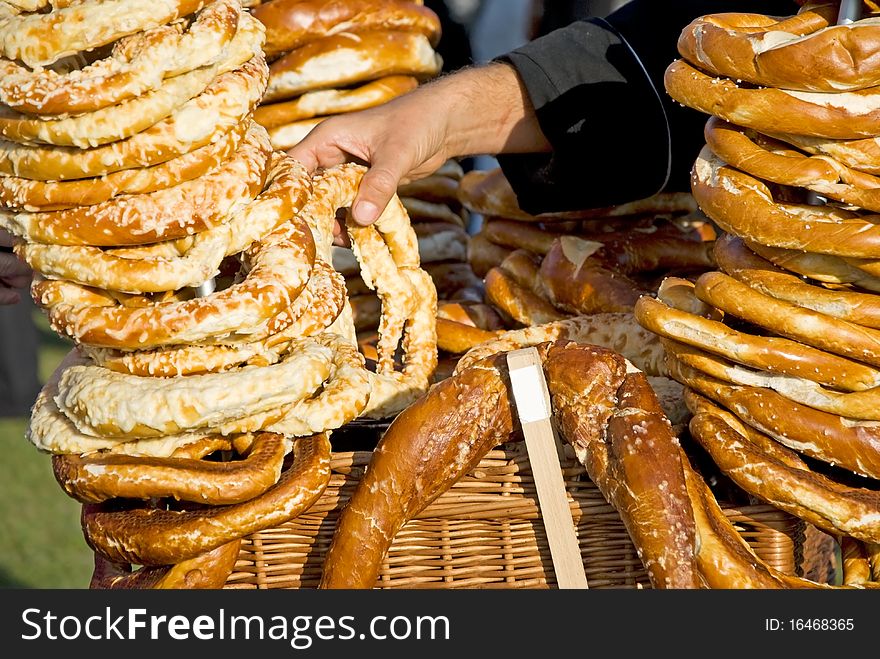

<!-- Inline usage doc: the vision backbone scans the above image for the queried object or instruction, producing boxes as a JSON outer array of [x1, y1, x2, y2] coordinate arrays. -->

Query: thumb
[[351, 163, 406, 226]]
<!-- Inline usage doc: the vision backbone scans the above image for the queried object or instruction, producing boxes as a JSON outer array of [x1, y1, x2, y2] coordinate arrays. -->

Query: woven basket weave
[[225, 441, 806, 589]]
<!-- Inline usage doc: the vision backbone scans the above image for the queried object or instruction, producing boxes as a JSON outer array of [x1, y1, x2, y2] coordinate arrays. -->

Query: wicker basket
[[225, 441, 806, 589]]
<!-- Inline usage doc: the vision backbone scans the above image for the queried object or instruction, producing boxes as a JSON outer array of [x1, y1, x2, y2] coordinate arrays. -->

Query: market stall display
[[0, 0, 437, 589], [635, 0, 880, 584]]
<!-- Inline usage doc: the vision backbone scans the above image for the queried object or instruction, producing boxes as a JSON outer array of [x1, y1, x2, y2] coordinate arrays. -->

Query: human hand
[[0, 229, 32, 305]]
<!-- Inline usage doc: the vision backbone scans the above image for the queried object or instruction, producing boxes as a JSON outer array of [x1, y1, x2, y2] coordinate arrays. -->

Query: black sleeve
[[495, 0, 797, 214]]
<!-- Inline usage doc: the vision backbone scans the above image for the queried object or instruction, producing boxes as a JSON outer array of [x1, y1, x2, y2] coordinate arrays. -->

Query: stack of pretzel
[[639, 0, 880, 586], [249, 0, 442, 150], [0, 0, 437, 588]]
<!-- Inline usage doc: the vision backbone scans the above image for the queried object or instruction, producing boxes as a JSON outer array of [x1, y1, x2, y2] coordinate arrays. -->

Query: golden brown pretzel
[[714, 234, 880, 328], [435, 317, 501, 354], [254, 75, 417, 128], [704, 118, 880, 212], [52, 433, 287, 505], [264, 30, 441, 103], [320, 342, 701, 589], [539, 237, 647, 315], [437, 301, 505, 331], [90, 540, 241, 590], [692, 147, 880, 258], [252, 0, 441, 57], [666, 351, 880, 481], [484, 266, 565, 326], [83, 433, 331, 566], [666, 58, 880, 139], [675, 5, 880, 92], [467, 231, 513, 278]]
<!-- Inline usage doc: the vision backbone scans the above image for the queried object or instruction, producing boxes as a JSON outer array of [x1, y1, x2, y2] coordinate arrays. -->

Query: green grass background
[[0, 311, 93, 588]]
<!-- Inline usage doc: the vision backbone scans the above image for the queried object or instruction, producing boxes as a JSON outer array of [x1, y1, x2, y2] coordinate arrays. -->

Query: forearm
[[416, 62, 552, 159]]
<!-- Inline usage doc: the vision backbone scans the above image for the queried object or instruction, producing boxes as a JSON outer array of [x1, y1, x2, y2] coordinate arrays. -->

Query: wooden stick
[[506, 347, 589, 589]]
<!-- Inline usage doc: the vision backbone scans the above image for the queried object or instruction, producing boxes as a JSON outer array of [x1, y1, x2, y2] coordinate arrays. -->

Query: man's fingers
[[352, 165, 405, 226]]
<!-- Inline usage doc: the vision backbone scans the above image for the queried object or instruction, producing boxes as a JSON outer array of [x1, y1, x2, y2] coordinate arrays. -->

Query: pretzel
[[5, 122, 273, 248], [52, 432, 287, 505], [89, 540, 241, 590], [747, 240, 880, 293], [764, 130, 880, 175], [17, 148, 308, 293], [82, 432, 331, 566], [686, 393, 880, 544], [680, 441, 879, 589], [412, 222, 469, 263], [264, 30, 441, 103], [634, 294, 880, 392], [693, 148, 880, 257], [675, 5, 880, 92], [302, 163, 438, 418], [254, 75, 417, 129], [0, 56, 266, 183], [694, 270, 880, 368], [704, 118, 880, 212], [400, 197, 466, 227], [666, 58, 880, 139], [423, 261, 484, 299], [715, 234, 880, 328], [484, 266, 565, 326], [0, 19, 263, 149], [483, 218, 562, 255], [0, 118, 248, 212], [54, 338, 333, 438], [398, 174, 462, 208], [320, 342, 701, 589], [266, 117, 323, 150], [435, 317, 501, 354], [437, 301, 505, 331], [457, 312, 667, 377], [0, 0, 240, 117], [33, 199, 317, 348], [467, 231, 513, 277], [539, 237, 647, 315], [0, 0, 207, 67], [458, 167, 698, 222], [85, 259, 346, 376], [666, 352, 880, 482], [253, 0, 441, 57]]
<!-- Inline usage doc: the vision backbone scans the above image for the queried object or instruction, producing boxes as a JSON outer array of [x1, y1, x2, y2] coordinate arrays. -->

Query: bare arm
[[287, 62, 550, 225]]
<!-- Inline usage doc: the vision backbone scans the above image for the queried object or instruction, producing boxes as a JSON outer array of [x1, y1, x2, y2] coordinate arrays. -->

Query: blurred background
[[0, 0, 633, 589]]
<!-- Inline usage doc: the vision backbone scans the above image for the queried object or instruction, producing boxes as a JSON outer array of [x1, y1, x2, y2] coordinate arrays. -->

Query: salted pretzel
[[0, 0, 241, 117], [0, 0, 208, 67], [264, 30, 441, 103], [320, 341, 701, 589], [676, 4, 880, 92], [692, 147, 880, 258], [0, 15, 263, 149], [484, 266, 565, 326], [667, 57, 880, 139], [4, 122, 274, 248], [16, 147, 309, 292], [0, 119, 249, 212], [82, 432, 331, 566], [0, 55, 267, 181], [253, 0, 442, 57]]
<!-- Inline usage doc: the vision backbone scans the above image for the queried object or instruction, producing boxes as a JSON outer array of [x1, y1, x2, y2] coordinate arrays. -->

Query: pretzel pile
[[248, 0, 442, 149], [639, 0, 880, 586], [2, 1, 438, 589]]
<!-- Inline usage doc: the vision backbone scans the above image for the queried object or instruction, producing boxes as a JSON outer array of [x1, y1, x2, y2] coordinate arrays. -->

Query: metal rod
[[192, 278, 216, 298], [838, 0, 861, 24]]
